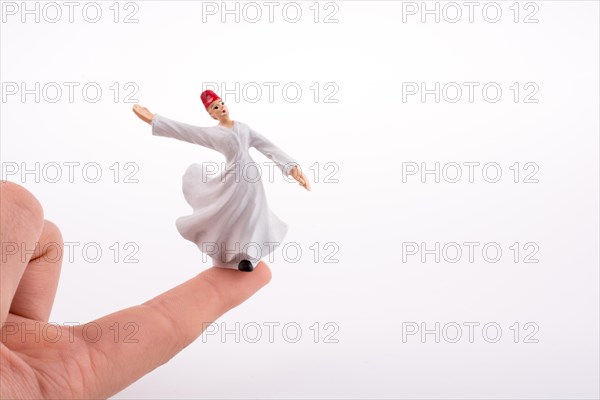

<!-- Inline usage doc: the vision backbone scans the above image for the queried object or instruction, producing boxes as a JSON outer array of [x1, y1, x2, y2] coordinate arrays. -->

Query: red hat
[[200, 90, 221, 110]]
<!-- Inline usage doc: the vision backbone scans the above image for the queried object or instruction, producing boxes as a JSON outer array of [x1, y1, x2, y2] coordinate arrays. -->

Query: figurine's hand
[[132, 104, 155, 124], [0, 181, 272, 399], [290, 165, 311, 191]]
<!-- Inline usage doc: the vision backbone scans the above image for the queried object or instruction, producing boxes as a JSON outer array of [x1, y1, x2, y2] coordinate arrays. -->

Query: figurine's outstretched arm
[[132, 105, 219, 150], [249, 128, 311, 191]]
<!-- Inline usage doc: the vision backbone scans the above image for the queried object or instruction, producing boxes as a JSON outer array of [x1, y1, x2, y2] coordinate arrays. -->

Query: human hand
[[132, 104, 155, 124], [0, 181, 272, 399], [290, 165, 311, 191]]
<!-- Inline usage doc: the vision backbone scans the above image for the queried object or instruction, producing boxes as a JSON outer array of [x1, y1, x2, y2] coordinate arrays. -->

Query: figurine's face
[[207, 99, 229, 120]]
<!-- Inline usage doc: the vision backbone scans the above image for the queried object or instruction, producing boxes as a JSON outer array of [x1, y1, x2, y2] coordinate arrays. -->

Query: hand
[[290, 165, 311, 191], [0, 181, 271, 399], [132, 104, 155, 124]]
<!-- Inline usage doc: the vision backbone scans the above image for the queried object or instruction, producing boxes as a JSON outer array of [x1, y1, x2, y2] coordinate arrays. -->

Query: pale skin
[[0, 181, 272, 398], [132, 102, 311, 191]]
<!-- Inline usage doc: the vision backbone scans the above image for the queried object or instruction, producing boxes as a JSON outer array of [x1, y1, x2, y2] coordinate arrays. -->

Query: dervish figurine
[[132, 90, 310, 272]]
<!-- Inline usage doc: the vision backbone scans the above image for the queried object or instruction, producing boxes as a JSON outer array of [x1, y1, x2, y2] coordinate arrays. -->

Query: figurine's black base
[[238, 260, 254, 272]]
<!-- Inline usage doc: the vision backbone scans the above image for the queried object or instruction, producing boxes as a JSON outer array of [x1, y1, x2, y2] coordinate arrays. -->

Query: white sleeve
[[151, 114, 219, 150], [249, 126, 299, 176]]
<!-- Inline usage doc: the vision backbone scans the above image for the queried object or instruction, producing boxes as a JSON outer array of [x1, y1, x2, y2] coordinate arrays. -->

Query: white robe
[[151, 114, 299, 269]]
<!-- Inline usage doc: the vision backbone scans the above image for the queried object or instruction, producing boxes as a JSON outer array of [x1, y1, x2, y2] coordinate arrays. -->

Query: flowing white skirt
[[175, 161, 288, 269]]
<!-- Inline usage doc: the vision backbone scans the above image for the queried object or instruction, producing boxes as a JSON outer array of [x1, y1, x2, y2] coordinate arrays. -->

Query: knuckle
[[41, 220, 64, 246], [0, 181, 44, 235]]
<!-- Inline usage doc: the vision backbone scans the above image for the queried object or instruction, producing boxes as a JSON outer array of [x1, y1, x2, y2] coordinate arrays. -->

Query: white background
[[1, 1, 598, 398]]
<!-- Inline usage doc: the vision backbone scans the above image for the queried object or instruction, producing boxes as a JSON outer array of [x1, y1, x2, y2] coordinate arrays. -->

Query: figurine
[[132, 90, 310, 272]]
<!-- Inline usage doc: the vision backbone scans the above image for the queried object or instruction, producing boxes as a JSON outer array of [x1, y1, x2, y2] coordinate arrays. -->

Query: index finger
[[81, 262, 272, 399]]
